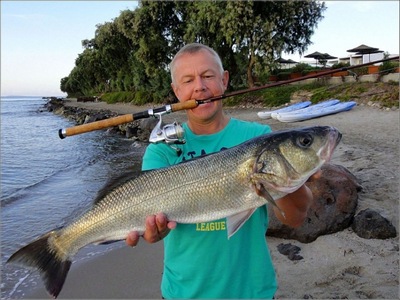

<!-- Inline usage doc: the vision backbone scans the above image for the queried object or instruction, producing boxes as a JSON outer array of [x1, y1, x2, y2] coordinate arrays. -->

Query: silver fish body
[[7, 126, 341, 298]]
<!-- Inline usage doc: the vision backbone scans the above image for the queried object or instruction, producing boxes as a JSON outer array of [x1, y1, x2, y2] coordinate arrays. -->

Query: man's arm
[[273, 171, 321, 228]]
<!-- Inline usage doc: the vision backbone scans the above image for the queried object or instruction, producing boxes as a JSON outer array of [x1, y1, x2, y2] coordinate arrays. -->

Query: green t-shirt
[[142, 118, 277, 299]]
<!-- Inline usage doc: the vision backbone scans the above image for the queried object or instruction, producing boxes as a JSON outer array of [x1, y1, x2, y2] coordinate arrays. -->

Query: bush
[[292, 63, 310, 73], [133, 90, 153, 106], [353, 66, 368, 76], [379, 60, 399, 75], [331, 62, 350, 69], [277, 71, 291, 81]]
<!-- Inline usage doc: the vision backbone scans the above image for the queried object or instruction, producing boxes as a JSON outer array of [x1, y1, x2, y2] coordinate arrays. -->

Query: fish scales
[[7, 126, 342, 298], [58, 140, 261, 256]]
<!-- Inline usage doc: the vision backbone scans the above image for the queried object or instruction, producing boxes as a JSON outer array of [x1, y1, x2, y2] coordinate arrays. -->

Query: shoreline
[[25, 100, 399, 299]]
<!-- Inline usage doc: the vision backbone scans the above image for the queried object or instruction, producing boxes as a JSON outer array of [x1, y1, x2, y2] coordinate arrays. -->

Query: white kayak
[[270, 99, 340, 120], [274, 101, 357, 123], [257, 101, 311, 119]]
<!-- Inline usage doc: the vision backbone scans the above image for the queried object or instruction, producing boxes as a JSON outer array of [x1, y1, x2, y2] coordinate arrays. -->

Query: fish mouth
[[319, 127, 342, 163]]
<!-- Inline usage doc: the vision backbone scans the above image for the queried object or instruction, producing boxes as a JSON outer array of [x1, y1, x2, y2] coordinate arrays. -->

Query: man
[[126, 43, 314, 298]]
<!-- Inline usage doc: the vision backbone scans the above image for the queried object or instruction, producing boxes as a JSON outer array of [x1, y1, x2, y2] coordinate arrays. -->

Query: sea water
[[1, 96, 146, 298]]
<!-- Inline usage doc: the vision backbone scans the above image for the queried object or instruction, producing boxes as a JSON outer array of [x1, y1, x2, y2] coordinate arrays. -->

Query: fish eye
[[297, 133, 313, 148]]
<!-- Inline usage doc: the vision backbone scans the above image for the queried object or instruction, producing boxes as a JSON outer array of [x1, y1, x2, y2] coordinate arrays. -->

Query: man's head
[[169, 43, 229, 125], [170, 43, 224, 85]]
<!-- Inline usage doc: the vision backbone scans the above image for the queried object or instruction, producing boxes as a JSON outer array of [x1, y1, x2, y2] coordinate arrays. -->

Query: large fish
[[7, 126, 341, 298]]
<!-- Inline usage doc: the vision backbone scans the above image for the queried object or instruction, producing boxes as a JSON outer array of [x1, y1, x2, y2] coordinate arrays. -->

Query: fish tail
[[7, 231, 72, 298]]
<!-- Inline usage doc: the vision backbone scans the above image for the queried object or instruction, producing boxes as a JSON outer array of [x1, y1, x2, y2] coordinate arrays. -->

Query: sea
[[1, 96, 146, 299]]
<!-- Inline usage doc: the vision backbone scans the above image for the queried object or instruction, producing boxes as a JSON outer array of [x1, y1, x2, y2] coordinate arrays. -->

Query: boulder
[[267, 163, 362, 243], [351, 209, 397, 239]]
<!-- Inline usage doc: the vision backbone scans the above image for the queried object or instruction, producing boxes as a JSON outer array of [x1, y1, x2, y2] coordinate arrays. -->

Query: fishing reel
[[149, 112, 185, 146]]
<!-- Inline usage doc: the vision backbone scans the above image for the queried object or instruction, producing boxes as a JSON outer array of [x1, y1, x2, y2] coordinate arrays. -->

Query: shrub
[[379, 60, 399, 75]]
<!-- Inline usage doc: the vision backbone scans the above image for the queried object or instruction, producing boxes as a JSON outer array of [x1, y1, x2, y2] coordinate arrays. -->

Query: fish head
[[252, 126, 342, 194]]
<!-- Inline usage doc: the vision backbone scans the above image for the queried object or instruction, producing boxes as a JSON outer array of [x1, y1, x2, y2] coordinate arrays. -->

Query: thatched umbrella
[[275, 57, 298, 68], [347, 44, 381, 62], [305, 51, 337, 67]]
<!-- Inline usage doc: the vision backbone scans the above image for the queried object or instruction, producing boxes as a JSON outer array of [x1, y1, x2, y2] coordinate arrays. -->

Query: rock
[[44, 98, 64, 112], [43, 99, 154, 140], [140, 118, 159, 131], [125, 126, 139, 138], [277, 243, 303, 261], [351, 209, 397, 239], [267, 163, 362, 243]]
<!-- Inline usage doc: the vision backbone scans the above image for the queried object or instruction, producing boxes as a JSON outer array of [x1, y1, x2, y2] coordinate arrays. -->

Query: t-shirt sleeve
[[142, 143, 175, 171]]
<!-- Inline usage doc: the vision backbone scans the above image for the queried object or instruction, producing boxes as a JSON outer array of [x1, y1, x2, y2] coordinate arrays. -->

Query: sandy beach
[[27, 100, 399, 299]]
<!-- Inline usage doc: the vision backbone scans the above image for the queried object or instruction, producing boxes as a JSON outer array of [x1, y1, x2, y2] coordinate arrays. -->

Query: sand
[[27, 100, 399, 299]]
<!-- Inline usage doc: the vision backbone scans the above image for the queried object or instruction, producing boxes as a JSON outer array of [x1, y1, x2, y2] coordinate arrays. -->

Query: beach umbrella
[[347, 44, 381, 62], [304, 51, 325, 59], [275, 57, 298, 68], [354, 50, 384, 55], [305, 51, 336, 67], [347, 44, 379, 54], [304, 51, 324, 66], [275, 57, 289, 63], [286, 59, 298, 65], [322, 53, 337, 60]]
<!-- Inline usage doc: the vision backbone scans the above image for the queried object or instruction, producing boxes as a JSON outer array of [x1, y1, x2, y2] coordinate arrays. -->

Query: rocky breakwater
[[44, 98, 156, 142]]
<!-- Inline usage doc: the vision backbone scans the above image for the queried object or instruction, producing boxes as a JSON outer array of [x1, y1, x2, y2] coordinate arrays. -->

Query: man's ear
[[223, 70, 229, 90], [171, 82, 180, 101]]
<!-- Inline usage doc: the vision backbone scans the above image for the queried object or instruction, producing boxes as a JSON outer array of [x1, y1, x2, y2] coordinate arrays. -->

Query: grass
[[99, 81, 399, 109]]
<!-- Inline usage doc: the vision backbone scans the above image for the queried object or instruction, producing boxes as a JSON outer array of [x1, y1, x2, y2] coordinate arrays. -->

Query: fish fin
[[227, 209, 257, 239], [254, 183, 286, 219], [7, 231, 71, 298], [95, 239, 123, 245], [94, 169, 144, 204]]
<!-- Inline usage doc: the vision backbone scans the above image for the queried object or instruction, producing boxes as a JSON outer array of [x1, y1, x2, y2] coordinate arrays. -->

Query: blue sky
[[1, 1, 399, 97]]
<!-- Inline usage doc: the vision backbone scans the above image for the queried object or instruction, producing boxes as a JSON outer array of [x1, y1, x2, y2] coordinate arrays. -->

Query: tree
[[61, 0, 326, 99], [175, 1, 326, 88], [219, 1, 326, 87]]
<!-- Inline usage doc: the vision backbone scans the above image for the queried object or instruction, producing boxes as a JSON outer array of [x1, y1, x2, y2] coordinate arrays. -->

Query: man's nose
[[194, 77, 206, 92]]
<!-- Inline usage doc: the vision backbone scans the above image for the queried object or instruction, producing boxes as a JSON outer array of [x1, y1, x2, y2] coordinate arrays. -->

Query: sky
[[1, 1, 399, 97]]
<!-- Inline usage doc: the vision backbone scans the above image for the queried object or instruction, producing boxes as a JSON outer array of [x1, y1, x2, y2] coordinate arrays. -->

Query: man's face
[[171, 50, 229, 122]]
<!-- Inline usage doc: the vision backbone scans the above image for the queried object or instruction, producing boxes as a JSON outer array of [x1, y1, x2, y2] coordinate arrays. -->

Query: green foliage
[[354, 66, 368, 76], [61, 1, 326, 102], [379, 60, 399, 75], [224, 81, 398, 109], [133, 90, 153, 105], [292, 63, 311, 73], [277, 72, 291, 81], [102, 92, 135, 104], [260, 85, 300, 106], [331, 62, 350, 69]]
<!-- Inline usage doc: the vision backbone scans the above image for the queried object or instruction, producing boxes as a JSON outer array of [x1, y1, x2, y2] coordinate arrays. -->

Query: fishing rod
[[58, 55, 398, 140]]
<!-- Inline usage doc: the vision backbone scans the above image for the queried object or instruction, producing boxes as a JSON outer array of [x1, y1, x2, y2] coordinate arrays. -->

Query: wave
[[0, 163, 79, 208]]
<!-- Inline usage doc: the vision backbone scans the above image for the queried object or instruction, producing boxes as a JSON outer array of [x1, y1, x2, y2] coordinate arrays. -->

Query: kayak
[[271, 99, 340, 119], [257, 101, 311, 119], [274, 101, 357, 123]]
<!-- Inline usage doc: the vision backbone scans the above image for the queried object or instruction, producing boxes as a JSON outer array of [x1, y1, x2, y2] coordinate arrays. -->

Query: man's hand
[[273, 170, 321, 228], [126, 213, 177, 247]]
